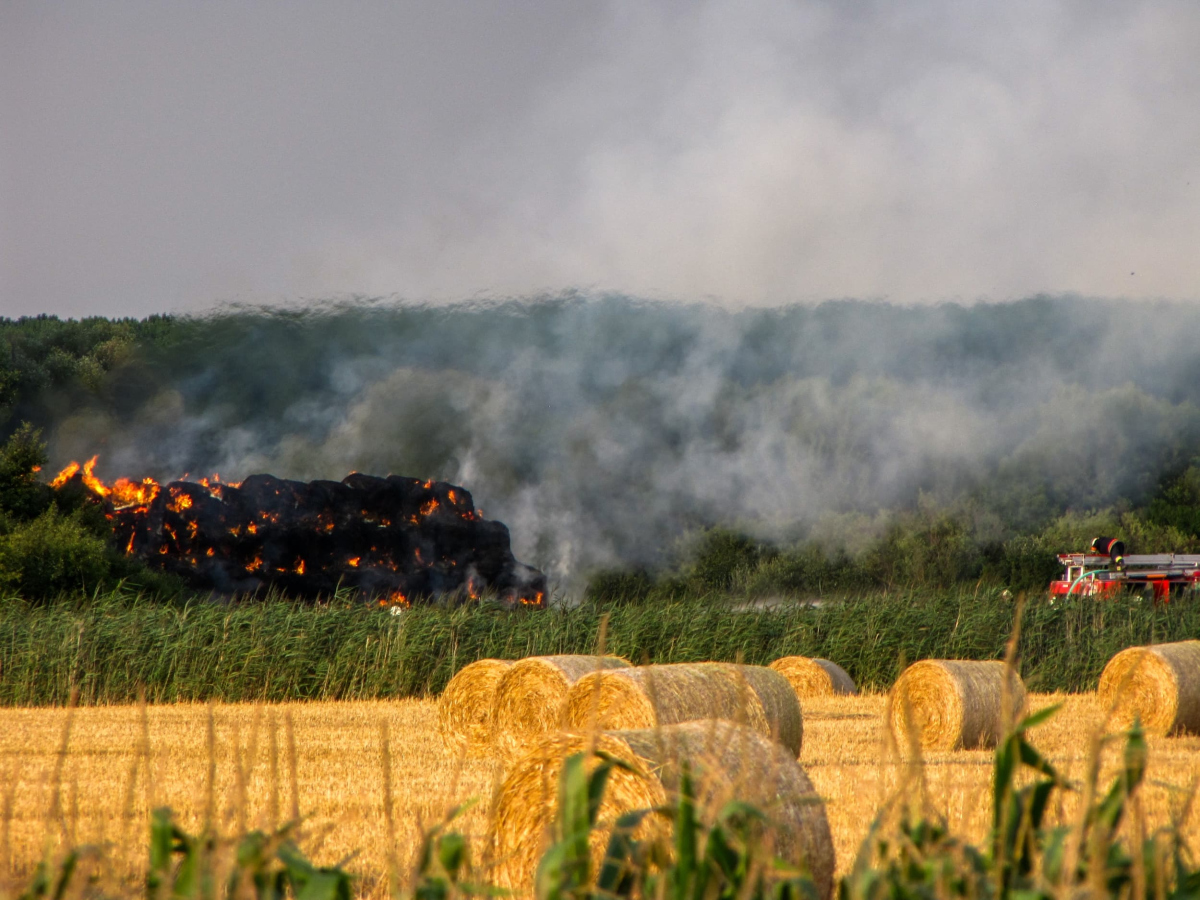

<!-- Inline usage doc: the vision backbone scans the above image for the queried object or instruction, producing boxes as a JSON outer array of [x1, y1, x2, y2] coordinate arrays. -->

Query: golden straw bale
[[437, 658, 514, 756], [1098, 641, 1200, 736], [491, 655, 631, 758], [562, 662, 802, 757], [769, 656, 857, 698], [887, 660, 1026, 751], [488, 720, 835, 899], [730, 664, 805, 757]]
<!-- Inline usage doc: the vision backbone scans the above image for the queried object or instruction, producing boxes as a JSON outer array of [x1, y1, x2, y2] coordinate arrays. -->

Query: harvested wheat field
[[4, 694, 1200, 890]]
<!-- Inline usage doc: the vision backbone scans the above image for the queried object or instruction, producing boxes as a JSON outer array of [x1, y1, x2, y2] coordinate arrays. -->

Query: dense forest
[[3, 296, 1200, 602]]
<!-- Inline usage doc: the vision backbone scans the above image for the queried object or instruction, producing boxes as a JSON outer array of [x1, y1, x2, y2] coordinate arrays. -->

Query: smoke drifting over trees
[[5, 296, 1200, 585]]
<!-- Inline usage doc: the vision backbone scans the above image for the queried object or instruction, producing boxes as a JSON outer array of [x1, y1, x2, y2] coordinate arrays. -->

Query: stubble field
[[3, 694, 1200, 891]]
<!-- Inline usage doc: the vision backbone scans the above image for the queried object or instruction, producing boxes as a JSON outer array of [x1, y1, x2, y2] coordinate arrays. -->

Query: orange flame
[[111, 477, 160, 509], [50, 462, 80, 488], [379, 590, 409, 608], [347, 556, 360, 567]]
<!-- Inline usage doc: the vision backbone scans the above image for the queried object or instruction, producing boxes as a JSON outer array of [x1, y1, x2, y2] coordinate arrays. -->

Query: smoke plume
[[32, 296, 1200, 587]]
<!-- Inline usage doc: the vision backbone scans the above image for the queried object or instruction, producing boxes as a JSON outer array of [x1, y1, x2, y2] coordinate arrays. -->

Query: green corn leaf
[[295, 870, 352, 900], [1015, 704, 1062, 734], [596, 809, 652, 897], [436, 832, 468, 881]]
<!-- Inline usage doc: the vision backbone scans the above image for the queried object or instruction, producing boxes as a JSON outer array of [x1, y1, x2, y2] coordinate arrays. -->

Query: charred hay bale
[[490, 655, 632, 758], [887, 660, 1025, 752], [563, 663, 802, 757], [769, 657, 857, 699], [116, 471, 546, 606], [437, 659, 515, 757], [488, 720, 835, 898], [1098, 641, 1200, 736]]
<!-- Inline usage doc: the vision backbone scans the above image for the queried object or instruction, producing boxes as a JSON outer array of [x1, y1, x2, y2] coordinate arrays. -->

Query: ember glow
[[47, 458, 547, 608]]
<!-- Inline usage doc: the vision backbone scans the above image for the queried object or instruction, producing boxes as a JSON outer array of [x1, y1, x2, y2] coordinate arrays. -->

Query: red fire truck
[[1050, 551, 1200, 601]]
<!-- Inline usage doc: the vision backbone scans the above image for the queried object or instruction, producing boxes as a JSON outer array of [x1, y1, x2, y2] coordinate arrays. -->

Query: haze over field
[[4, 4, 1200, 586], [3, 1, 1199, 315], [2, 298, 1199, 584]]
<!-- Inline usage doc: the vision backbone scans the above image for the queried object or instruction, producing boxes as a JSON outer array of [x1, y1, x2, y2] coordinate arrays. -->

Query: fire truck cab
[[1051, 553, 1200, 601]]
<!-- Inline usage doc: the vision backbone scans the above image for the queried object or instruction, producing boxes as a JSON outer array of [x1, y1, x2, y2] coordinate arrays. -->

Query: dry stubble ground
[[3, 694, 1200, 890]]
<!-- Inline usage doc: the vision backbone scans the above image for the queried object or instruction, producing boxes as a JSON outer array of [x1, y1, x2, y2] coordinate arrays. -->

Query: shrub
[[0, 422, 52, 522], [0, 506, 110, 600], [688, 530, 765, 592]]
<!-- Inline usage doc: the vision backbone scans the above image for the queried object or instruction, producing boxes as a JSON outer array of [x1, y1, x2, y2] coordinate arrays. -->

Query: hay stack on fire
[[50, 457, 547, 608]]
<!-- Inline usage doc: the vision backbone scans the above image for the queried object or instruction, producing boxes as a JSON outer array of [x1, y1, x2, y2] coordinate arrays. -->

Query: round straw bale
[[437, 658, 514, 756], [562, 662, 802, 757], [769, 656, 857, 698], [1098, 640, 1200, 736], [491, 655, 631, 758], [887, 660, 1026, 752], [488, 720, 834, 899], [730, 664, 804, 757]]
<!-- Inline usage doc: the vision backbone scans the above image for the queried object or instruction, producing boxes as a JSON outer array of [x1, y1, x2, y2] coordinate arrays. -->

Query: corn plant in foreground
[[842, 709, 1200, 900], [9, 710, 1199, 900], [7, 809, 352, 900]]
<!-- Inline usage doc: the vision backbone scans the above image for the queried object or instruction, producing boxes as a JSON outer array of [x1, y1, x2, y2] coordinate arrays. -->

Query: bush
[[0, 506, 111, 600], [583, 568, 656, 604], [688, 529, 765, 591], [1146, 462, 1200, 538], [866, 514, 981, 589]]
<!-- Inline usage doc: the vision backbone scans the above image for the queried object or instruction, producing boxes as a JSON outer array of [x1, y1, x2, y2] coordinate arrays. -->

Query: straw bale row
[[564, 662, 804, 756], [439, 655, 828, 759]]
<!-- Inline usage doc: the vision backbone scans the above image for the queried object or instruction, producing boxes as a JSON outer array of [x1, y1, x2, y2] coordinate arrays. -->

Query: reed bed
[[3, 588, 1200, 705]]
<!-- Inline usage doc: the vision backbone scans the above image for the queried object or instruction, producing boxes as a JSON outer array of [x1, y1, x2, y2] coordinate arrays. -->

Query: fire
[[50, 462, 80, 488], [76, 457, 109, 497], [111, 477, 159, 509], [40, 454, 546, 610], [379, 590, 409, 608]]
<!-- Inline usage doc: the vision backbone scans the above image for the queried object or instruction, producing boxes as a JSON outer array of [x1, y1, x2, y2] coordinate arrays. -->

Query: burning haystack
[[52, 459, 547, 608]]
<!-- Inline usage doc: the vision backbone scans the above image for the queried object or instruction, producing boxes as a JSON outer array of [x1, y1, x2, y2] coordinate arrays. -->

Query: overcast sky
[[3, 0, 1199, 318]]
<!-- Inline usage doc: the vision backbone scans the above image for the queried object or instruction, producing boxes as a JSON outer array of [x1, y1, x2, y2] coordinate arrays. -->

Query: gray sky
[[3, 0, 1199, 318]]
